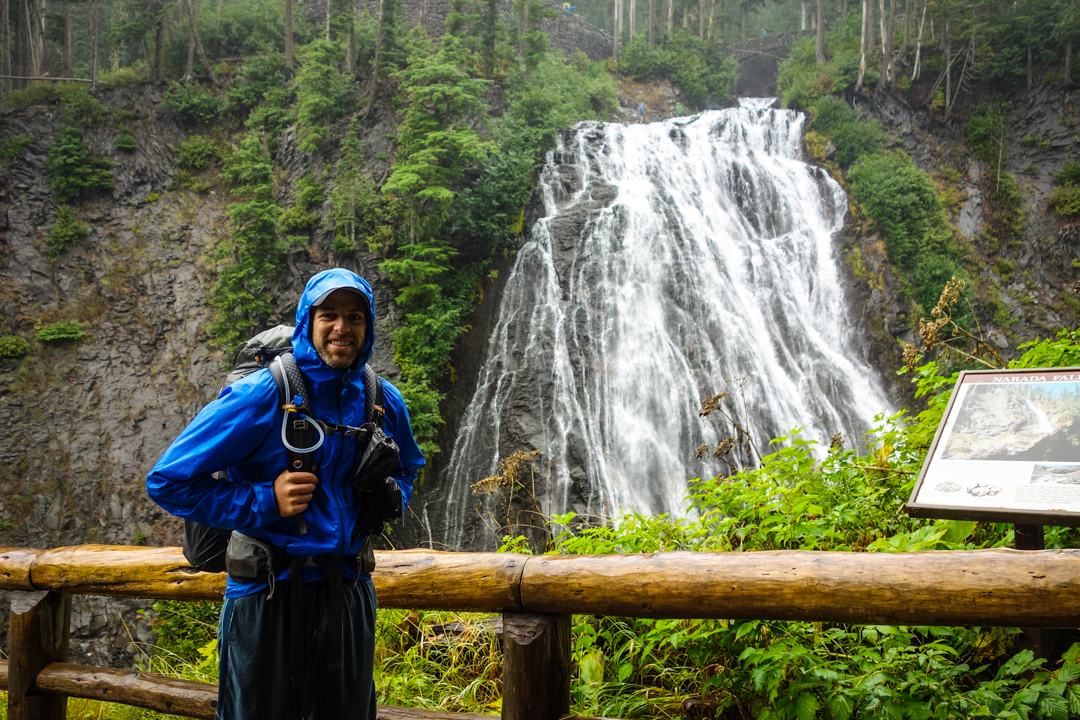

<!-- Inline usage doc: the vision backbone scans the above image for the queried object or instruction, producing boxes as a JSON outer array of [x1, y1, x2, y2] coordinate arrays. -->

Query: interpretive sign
[[907, 367, 1080, 526]]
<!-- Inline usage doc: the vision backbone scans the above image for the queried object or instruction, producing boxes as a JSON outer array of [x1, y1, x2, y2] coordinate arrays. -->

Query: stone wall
[[357, 0, 614, 61], [724, 30, 811, 61]]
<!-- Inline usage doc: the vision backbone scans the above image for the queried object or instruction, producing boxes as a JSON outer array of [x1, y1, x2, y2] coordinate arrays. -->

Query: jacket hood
[[292, 269, 376, 381]]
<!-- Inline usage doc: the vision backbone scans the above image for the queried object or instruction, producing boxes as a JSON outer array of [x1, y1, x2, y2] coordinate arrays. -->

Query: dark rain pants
[[216, 578, 377, 720]]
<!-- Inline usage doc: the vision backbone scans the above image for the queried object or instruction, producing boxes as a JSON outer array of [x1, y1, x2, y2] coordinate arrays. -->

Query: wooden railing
[[3, 545, 1080, 720]]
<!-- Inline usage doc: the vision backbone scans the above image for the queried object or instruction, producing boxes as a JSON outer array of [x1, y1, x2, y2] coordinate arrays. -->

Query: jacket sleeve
[[379, 379, 426, 508], [146, 372, 284, 530]]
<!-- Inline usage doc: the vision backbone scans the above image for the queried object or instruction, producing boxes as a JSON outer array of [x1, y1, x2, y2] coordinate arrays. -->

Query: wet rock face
[[0, 89, 403, 665]]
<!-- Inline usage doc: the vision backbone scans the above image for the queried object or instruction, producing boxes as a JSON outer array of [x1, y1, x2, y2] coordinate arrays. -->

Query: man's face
[[311, 289, 368, 370]]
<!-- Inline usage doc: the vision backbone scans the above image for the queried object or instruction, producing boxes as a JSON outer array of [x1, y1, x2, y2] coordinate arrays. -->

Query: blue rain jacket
[[147, 269, 426, 597]]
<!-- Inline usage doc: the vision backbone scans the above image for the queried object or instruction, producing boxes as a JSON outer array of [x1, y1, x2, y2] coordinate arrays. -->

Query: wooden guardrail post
[[501, 612, 571, 720], [8, 590, 71, 720]]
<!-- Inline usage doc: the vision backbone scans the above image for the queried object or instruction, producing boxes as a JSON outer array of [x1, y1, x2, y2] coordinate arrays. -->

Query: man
[[147, 268, 425, 720]]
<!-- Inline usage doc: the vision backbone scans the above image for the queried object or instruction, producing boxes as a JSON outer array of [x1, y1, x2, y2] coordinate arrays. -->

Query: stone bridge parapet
[[725, 30, 813, 62]]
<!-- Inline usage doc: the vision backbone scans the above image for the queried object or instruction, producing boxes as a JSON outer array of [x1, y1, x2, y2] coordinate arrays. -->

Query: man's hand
[[274, 469, 319, 517]]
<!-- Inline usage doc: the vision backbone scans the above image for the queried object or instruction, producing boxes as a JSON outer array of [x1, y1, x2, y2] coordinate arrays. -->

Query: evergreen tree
[[210, 132, 284, 347], [293, 39, 351, 152]]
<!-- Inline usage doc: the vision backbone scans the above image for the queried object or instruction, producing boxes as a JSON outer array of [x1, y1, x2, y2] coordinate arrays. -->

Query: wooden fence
[[2, 545, 1080, 720]]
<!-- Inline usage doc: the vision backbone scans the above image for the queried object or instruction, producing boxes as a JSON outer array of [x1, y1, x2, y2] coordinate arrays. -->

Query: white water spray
[[435, 102, 892, 549]]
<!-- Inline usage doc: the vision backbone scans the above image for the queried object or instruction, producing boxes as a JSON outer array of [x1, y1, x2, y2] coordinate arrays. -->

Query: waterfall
[[431, 100, 893, 549]]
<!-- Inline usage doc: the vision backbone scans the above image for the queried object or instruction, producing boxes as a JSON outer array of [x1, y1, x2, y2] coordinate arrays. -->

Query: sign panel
[[907, 367, 1080, 526]]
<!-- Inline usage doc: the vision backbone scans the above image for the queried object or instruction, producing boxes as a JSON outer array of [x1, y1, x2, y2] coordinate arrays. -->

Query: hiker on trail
[[637, 102, 645, 123], [675, 102, 684, 116], [147, 268, 425, 720]]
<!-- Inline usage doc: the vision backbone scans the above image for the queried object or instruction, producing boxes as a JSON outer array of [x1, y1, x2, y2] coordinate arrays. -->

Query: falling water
[[433, 99, 892, 549]]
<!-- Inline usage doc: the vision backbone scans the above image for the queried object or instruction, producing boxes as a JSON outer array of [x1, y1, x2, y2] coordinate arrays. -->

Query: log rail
[[2, 545, 1080, 720]]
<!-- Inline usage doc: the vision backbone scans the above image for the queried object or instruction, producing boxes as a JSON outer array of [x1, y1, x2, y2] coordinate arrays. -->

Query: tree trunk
[[153, 1, 166, 82], [182, 0, 195, 77], [648, 0, 654, 45], [816, 0, 825, 62], [901, 0, 910, 57], [706, 0, 716, 41], [631, 0, 636, 38], [855, 0, 867, 92], [285, 0, 294, 67], [1069, 0, 1077, 87], [912, 0, 925, 80], [866, 0, 875, 56], [878, 0, 885, 53], [90, 0, 98, 87], [800, 1, 806, 30], [325, 0, 331, 41], [0, 0, 9, 97], [347, 4, 355, 74], [517, 0, 525, 59], [1027, 29, 1032, 91], [613, 0, 620, 65], [62, 1, 72, 78], [944, 20, 951, 113], [666, 0, 674, 44], [739, 4, 745, 40], [876, 0, 894, 90], [186, 0, 218, 84]]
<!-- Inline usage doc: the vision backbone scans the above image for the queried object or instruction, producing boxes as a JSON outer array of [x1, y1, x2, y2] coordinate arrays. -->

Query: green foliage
[[149, 600, 222, 664], [100, 62, 149, 89], [279, 176, 325, 233], [777, 14, 869, 109], [0, 335, 30, 359], [963, 105, 1007, 164], [1, 82, 58, 108], [1, 134, 33, 159], [114, 131, 137, 151], [225, 53, 292, 117], [619, 32, 737, 107], [46, 125, 115, 203], [177, 136, 219, 169], [330, 118, 396, 252], [807, 96, 882, 166], [1055, 162, 1080, 186], [209, 132, 284, 348], [36, 320, 85, 343], [294, 40, 352, 152], [46, 205, 90, 261], [1050, 185, 1080, 217], [848, 151, 953, 267], [164, 82, 223, 125]]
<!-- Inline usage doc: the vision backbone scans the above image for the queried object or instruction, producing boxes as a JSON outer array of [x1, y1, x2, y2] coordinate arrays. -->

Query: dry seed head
[[931, 276, 965, 318], [695, 444, 709, 459], [713, 437, 734, 457], [829, 432, 844, 450], [471, 450, 543, 495], [902, 342, 920, 370], [698, 392, 727, 417]]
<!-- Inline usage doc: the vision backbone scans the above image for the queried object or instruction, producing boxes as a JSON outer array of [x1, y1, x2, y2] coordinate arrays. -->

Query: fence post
[[502, 612, 571, 720], [9, 590, 71, 720]]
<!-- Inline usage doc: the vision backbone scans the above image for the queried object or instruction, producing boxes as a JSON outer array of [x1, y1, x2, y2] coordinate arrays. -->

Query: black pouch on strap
[[225, 532, 286, 582], [183, 520, 231, 573]]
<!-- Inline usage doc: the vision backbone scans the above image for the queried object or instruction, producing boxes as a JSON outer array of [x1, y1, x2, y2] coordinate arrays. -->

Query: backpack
[[182, 325, 400, 573]]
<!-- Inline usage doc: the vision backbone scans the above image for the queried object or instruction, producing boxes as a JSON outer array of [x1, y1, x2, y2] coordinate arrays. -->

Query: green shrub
[[831, 119, 882, 166], [149, 600, 222, 664], [1053, 162, 1080, 186], [849, 150, 953, 268], [278, 205, 320, 232], [57, 86, 104, 126], [45, 205, 89, 261], [1050, 185, 1080, 217], [807, 96, 856, 132], [114, 131, 137, 151], [995, 257, 1016, 281], [1, 82, 57, 108], [177, 136, 218, 169], [224, 53, 291, 114], [46, 125, 115, 202], [163, 82, 223, 125], [101, 63, 149, 89], [963, 105, 1006, 164], [1, 133, 33, 159], [293, 40, 352, 152], [0, 335, 29, 358], [36, 320, 85, 343]]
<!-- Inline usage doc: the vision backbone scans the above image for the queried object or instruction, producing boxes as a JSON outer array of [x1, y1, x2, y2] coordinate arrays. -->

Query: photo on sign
[[941, 382, 1080, 462]]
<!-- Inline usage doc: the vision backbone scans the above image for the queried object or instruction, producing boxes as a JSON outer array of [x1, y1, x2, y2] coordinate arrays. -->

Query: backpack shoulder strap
[[270, 352, 311, 411], [362, 365, 385, 429]]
